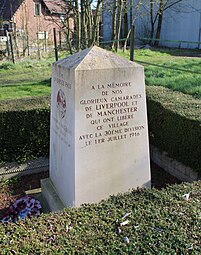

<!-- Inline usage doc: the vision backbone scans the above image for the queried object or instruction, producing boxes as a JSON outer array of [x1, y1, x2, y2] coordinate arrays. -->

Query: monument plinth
[[42, 46, 151, 209]]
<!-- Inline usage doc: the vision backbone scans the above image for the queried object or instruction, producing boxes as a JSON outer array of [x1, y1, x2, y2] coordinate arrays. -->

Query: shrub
[[0, 181, 200, 254], [146, 86, 201, 174], [0, 87, 200, 177], [0, 97, 50, 163]]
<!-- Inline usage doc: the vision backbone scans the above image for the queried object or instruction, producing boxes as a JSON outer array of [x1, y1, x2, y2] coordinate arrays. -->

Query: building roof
[[0, 0, 66, 21], [42, 0, 66, 15], [0, 0, 24, 21]]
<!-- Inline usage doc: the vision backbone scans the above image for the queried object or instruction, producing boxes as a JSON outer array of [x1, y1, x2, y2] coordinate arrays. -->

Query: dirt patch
[[151, 161, 181, 189], [0, 171, 49, 218]]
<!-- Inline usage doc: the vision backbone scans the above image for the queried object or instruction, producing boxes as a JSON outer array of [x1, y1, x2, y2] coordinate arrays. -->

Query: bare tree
[[74, 0, 81, 51], [123, 0, 142, 50], [48, 0, 102, 51], [149, 0, 195, 46], [111, 0, 118, 48], [116, 0, 123, 50], [100, 0, 198, 51], [91, 0, 102, 45]]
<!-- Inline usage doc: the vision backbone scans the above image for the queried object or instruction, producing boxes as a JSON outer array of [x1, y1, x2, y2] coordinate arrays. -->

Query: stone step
[[25, 188, 51, 214]]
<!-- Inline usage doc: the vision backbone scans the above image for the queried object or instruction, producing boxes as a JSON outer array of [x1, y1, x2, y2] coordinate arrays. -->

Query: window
[[34, 2, 41, 16], [60, 15, 65, 22], [37, 31, 48, 40]]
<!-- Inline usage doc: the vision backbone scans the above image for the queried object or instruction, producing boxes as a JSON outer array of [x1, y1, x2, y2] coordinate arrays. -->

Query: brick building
[[0, 0, 74, 45]]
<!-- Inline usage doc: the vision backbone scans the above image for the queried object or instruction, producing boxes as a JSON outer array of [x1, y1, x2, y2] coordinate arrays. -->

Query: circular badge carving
[[56, 89, 66, 118]]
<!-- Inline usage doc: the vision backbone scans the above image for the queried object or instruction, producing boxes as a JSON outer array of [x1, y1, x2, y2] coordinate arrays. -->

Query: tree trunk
[[24, 3, 29, 56], [129, 0, 133, 28], [116, 0, 123, 51], [81, 0, 87, 48], [123, 28, 130, 51], [150, 0, 154, 45], [75, 0, 81, 51], [111, 0, 117, 49], [154, 0, 164, 46], [85, 0, 92, 47], [96, 15, 100, 45], [123, 0, 128, 39], [66, 18, 73, 54], [91, 0, 101, 46], [123, 0, 142, 50]]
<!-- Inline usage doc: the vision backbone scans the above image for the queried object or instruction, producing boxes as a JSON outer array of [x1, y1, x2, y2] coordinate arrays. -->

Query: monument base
[[41, 178, 65, 212]]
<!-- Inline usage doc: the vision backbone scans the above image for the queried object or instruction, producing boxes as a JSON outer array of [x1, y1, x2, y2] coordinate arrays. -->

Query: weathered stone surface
[[45, 46, 151, 208]]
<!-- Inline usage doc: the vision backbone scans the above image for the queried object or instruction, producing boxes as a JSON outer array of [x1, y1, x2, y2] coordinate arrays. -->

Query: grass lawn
[[0, 48, 200, 100], [0, 81, 51, 99], [0, 52, 69, 100], [0, 59, 52, 100], [117, 48, 201, 99]]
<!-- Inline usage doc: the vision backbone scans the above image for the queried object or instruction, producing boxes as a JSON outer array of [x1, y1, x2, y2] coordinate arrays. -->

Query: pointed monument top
[[55, 46, 140, 70]]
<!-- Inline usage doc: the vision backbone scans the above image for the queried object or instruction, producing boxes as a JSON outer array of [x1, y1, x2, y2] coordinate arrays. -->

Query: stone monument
[[42, 46, 151, 210]]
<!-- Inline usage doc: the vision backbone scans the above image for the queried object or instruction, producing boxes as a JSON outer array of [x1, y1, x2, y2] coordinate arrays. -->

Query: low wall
[[150, 145, 199, 182]]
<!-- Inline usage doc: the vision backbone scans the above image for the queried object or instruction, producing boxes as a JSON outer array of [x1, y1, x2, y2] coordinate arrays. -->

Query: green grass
[[0, 82, 51, 99], [0, 181, 200, 254], [0, 48, 201, 99], [0, 59, 52, 99], [0, 60, 52, 83], [0, 51, 69, 100], [117, 48, 201, 99]]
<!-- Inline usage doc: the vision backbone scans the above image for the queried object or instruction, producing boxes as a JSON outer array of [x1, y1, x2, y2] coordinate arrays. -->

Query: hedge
[[0, 87, 200, 176], [146, 86, 201, 174], [0, 97, 50, 163], [0, 181, 200, 254]]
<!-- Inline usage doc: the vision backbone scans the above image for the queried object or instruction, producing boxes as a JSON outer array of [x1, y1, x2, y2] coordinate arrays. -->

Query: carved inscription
[[79, 81, 145, 147], [53, 74, 72, 89]]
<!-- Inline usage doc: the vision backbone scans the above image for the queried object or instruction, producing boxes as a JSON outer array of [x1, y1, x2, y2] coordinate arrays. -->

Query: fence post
[[53, 28, 58, 61], [6, 31, 10, 59], [44, 31, 47, 51], [130, 25, 135, 61], [9, 33, 15, 64], [59, 31, 62, 49]]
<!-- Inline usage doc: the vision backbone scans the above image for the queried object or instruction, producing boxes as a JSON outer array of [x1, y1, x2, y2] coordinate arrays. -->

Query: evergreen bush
[[147, 86, 201, 174], [0, 97, 50, 163]]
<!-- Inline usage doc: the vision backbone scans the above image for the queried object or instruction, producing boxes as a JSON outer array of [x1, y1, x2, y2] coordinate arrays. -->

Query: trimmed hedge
[[0, 88, 200, 176], [0, 181, 200, 254], [0, 97, 50, 163], [146, 86, 201, 174]]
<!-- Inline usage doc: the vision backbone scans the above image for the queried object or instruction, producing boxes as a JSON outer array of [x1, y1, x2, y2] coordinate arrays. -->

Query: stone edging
[[0, 147, 200, 182], [150, 145, 199, 182], [0, 157, 49, 179]]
